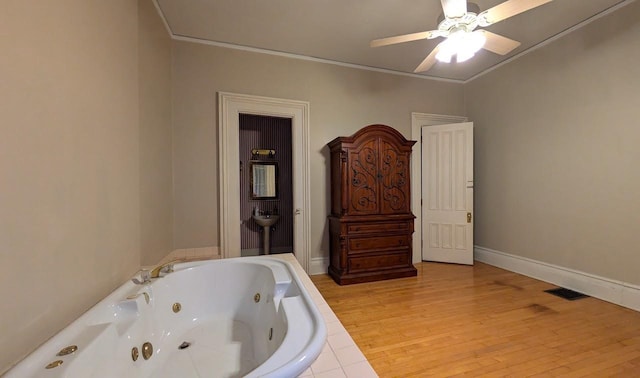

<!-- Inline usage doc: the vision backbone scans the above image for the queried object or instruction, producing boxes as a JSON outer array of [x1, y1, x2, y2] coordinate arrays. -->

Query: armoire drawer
[[347, 221, 411, 235], [348, 253, 410, 273], [348, 235, 409, 252]]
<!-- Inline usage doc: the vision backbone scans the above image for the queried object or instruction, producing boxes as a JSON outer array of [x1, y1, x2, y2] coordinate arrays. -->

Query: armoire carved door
[[327, 124, 417, 285]]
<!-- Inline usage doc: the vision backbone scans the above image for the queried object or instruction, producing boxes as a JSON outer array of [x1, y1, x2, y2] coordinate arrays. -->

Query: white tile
[[317, 302, 333, 315], [326, 320, 347, 336], [313, 367, 347, 378], [311, 344, 342, 374], [343, 361, 378, 378], [334, 344, 367, 367], [328, 331, 355, 351], [310, 291, 326, 303], [270, 255, 378, 378], [321, 309, 339, 324], [297, 366, 313, 377]]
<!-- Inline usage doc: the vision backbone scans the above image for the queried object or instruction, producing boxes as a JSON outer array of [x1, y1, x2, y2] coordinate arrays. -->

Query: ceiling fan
[[370, 0, 553, 72]]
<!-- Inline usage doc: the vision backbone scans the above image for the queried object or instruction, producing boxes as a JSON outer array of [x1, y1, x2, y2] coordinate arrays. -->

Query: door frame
[[410, 112, 468, 264], [218, 92, 311, 271]]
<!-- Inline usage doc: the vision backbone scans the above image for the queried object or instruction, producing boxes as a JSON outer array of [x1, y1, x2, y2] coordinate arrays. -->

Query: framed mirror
[[251, 162, 278, 199]]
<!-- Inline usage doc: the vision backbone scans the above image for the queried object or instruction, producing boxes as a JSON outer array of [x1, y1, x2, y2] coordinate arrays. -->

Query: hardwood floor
[[310, 262, 640, 377]]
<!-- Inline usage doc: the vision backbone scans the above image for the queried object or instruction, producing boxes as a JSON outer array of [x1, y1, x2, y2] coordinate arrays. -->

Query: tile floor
[[276, 255, 378, 378]]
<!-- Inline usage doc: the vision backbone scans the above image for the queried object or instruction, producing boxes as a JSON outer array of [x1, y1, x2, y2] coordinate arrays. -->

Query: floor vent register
[[544, 287, 589, 301]]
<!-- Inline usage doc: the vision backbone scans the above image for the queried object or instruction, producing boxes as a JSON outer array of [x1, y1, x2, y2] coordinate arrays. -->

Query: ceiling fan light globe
[[446, 30, 465, 51], [436, 50, 453, 63], [456, 50, 475, 63], [436, 36, 459, 63], [468, 31, 486, 53], [437, 29, 486, 64]]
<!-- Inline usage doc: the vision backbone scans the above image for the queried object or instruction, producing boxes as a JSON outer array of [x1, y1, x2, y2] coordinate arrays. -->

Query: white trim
[[171, 35, 463, 84], [151, 0, 461, 84], [151, 0, 173, 36], [475, 246, 640, 312], [410, 113, 468, 264], [309, 257, 329, 276], [152, 0, 636, 84], [218, 93, 312, 272]]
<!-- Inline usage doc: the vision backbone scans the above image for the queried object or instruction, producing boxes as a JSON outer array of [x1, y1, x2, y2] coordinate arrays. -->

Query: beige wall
[[465, 2, 640, 285], [0, 1, 173, 373], [139, 0, 174, 265], [171, 41, 465, 257], [6, 0, 635, 372]]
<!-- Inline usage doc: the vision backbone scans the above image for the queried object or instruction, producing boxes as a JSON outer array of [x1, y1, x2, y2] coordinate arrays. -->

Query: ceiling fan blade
[[370, 30, 440, 48], [478, 30, 521, 55], [441, 0, 467, 19], [414, 44, 441, 73], [479, 0, 553, 25]]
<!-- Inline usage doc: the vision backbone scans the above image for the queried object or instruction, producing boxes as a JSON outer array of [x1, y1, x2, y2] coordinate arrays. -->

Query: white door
[[422, 122, 474, 264]]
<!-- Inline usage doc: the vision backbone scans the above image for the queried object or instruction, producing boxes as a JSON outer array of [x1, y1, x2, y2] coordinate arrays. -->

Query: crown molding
[[151, 0, 635, 85], [150, 0, 463, 84], [171, 34, 465, 84]]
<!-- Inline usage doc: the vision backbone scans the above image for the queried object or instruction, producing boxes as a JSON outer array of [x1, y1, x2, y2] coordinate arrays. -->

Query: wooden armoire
[[327, 124, 417, 285]]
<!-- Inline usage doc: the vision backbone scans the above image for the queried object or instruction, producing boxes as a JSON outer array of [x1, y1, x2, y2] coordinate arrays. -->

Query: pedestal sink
[[252, 215, 280, 255]]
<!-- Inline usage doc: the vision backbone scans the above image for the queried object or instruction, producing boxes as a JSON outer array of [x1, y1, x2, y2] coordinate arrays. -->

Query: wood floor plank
[[311, 262, 640, 376]]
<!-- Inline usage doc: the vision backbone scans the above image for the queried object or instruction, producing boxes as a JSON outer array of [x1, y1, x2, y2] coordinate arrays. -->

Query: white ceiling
[[155, 0, 632, 82]]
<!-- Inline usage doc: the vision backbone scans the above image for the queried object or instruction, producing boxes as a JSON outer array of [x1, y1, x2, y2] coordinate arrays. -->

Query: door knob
[[467, 212, 472, 223], [295, 208, 301, 215]]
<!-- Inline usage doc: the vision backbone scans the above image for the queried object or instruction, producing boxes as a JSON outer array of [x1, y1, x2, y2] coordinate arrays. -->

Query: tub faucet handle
[[150, 259, 182, 279], [132, 270, 151, 285]]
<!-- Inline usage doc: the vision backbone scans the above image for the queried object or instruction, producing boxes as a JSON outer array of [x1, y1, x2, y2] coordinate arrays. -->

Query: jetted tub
[[7, 256, 327, 378]]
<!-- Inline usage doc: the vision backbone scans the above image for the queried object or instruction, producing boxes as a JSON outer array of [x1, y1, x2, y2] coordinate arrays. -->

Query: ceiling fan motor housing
[[371, 0, 554, 72], [438, 13, 480, 34]]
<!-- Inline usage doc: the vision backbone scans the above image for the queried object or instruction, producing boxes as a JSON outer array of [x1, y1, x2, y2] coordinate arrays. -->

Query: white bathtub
[[6, 256, 327, 378]]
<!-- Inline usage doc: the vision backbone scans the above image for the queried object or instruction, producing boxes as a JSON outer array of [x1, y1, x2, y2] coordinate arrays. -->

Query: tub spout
[[126, 292, 150, 304], [150, 260, 182, 278]]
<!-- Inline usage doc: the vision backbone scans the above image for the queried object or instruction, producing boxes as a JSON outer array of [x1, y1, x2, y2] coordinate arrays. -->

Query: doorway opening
[[239, 114, 293, 256], [218, 92, 311, 271]]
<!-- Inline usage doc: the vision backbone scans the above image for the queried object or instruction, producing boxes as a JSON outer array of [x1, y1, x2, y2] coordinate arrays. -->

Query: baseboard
[[475, 246, 640, 312], [309, 256, 329, 276]]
